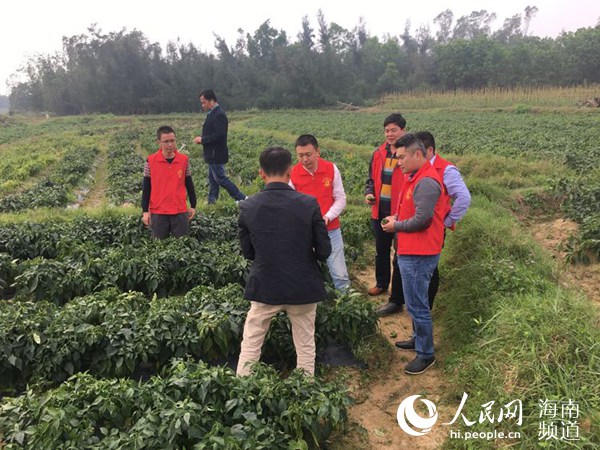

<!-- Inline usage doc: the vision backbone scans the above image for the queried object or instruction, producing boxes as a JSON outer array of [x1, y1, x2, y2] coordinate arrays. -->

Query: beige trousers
[[236, 301, 317, 376]]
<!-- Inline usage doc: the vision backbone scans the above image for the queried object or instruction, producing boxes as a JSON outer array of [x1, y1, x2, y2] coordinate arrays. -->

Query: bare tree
[[523, 5, 539, 36], [434, 9, 454, 44]]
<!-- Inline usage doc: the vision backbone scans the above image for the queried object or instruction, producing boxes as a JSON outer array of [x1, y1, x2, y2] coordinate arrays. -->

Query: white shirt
[[289, 163, 347, 222]]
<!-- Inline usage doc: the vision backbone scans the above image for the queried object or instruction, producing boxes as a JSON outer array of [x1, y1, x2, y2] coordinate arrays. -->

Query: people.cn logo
[[397, 395, 438, 436]]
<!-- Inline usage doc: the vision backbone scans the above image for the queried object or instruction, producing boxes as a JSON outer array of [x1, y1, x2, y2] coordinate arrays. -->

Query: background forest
[[4, 7, 600, 114]]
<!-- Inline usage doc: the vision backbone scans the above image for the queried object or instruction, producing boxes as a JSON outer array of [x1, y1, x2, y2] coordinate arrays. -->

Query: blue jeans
[[327, 227, 351, 291], [397, 254, 440, 359], [207, 163, 245, 203]]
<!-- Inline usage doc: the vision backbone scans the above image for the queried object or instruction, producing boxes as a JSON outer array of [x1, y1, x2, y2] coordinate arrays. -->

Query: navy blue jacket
[[201, 105, 229, 164], [238, 182, 331, 304]]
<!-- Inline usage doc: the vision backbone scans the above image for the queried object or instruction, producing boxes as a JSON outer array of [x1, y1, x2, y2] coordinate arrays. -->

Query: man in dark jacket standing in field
[[194, 89, 247, 204], [236, 147, 332, 376]]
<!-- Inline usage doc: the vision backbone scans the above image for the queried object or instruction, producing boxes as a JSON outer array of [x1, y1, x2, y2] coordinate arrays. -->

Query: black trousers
[[150, 212, 189, 239], [371, 218, 402, 298]]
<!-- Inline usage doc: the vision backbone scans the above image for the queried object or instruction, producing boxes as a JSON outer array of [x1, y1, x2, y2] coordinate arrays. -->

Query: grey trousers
[[150, 212, 189, 239]]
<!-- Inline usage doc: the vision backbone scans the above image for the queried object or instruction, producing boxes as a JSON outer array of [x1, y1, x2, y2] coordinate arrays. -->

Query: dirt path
[[340, 267, 451, 449], [80, 142, 109, 208], [340, 216, 599, 449], [530, 217, 600, 305]]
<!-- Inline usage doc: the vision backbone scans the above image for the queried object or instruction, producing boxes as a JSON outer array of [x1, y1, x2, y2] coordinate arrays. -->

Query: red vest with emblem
[[291, 158, 339, 231], [396, 162, 445, 255], [370, 143, 405, 219], [147, 149, 189, 214]]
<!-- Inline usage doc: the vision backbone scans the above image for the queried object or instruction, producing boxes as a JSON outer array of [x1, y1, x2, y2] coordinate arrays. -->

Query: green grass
[[438, 196, 600, 448]]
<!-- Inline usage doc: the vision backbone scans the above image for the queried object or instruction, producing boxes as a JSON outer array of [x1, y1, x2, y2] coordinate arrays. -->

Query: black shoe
[[405, 356, 436, 375], [376, 302, 403, 316], [394, 338, 415, 350]]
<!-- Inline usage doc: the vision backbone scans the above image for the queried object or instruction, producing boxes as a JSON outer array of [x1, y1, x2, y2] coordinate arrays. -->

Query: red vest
[[431, 154, 454, 230], [396, 162, 446, 255], [291, 158, 340, 231], [147, 149, 189, 215], [370, 143, 405, 219]]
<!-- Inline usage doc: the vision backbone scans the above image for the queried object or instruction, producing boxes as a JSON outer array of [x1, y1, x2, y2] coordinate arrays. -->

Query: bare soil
[[338, 267, 452, 449], [530, 217, 600, 305], [81, 146, 108, 208]]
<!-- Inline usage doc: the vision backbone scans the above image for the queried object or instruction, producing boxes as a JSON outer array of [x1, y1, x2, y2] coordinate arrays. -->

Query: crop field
[[0, 100, 599, 448]]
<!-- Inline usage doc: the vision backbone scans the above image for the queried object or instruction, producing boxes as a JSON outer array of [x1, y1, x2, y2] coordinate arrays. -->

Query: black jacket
[[201, 105, 229, 164], [238, 182, 331, 304]]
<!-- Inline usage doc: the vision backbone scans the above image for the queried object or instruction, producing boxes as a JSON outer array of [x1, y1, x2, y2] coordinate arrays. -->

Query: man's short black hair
[[415, 131, 436, 152], [260, 147, 292, 176], [383, 113, 406, 129], [199, 89, 217, 101], [157, 125, 175, 140], [295, 134, 319, 149], [394, 133, 426, 157]]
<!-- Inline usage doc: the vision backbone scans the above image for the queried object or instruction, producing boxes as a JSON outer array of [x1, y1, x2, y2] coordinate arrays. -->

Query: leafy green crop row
[[552, 169, 600, 260], [0, 146, 98, 212], [0, 285, 376, 390], [243, 110, 600, 164], [0, 359, 349, 449], [0, 114, 129, 146], [0, 120, 30, 146], [106, 128, 145, 205], [564, 213, 600, 263], [12, 237, 248, 303], [0, 211, 243, 302], [0, 212, 238, 261], [0, 151, 57, 195], [0, 206, 371, 299]]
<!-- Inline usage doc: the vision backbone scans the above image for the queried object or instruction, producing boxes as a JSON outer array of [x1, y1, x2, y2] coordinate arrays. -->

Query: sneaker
[[235, 196, 248, 205], [376, 302, 403, 316], [404, 356, 436, 375], [368, 286, 386, 296], [394, 338, 415, 350]]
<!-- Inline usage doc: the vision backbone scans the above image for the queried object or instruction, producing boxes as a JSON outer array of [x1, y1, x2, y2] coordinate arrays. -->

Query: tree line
[[7, 8, 600, 115]]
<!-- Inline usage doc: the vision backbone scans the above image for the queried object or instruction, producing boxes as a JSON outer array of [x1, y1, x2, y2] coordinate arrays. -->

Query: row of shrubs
[[0, 359, 350, 449], [1, 285, 377, 390], [0, 146, 98, 212]]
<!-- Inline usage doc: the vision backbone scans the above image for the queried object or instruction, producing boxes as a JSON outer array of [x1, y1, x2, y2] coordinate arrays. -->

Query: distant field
[[380, 84, 600, 109]]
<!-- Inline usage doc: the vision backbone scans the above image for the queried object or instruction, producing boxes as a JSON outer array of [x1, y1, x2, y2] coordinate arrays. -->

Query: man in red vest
[[381, 134, 446, 375], [290, 134, 350, 291], [142, 126, 196, 239], [377, 131, 471, 316], [364, 114, 406, 313]]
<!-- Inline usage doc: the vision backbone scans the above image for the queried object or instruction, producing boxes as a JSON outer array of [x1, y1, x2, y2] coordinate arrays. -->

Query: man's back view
[[237, 147, 331, 376]]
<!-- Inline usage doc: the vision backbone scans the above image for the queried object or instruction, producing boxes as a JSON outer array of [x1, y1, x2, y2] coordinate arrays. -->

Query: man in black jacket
[[194, 89, 247, 204], [236, 147, 332, 376]]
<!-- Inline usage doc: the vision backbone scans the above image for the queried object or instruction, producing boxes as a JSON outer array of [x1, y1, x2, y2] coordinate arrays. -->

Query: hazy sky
[[1, 0, 599, 95]]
